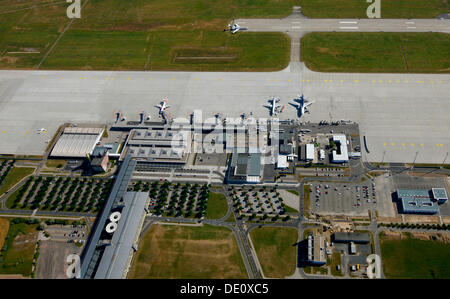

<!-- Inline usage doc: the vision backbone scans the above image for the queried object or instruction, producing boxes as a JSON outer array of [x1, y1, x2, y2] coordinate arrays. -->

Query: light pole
[[442, 152, 449, 168]]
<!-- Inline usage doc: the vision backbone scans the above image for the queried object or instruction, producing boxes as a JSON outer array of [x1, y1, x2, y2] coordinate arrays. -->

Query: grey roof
[[94, 192, 148, 279], [432, 188, 448, 200], [92, 146, 109, 157], [397, 189, 439, 214], [81, 155, 136, 278], [332, 232, 370, 244], [231, 148, 261, 177]]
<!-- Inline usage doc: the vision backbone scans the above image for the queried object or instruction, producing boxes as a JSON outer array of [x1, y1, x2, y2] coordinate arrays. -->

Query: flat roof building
[[50, 127, 104, 158], [396, 189, 440, 214], [331, 135, 349, 163], [227, 148, 263, 184], [332, 232, 370, 244], [302, 234, 326, 266]]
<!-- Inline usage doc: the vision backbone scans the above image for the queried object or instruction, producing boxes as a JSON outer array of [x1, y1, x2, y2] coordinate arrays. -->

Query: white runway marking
[[340, 26, 359, 30], [407, 26, 417, 29], [292, 26, 301, 29], [339, 21, 358, 24]]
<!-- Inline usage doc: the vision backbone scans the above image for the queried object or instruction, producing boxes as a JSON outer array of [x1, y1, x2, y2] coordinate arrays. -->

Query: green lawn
[[329, 251, 343, 277], [205, 192, 228, 219], [0, 167, 35, 196], [128, 224, 247, 279], [287, 189, 299, 196], [285, 205, 299, 213], [250, 227, 298, 278], [301, 32, 450, 73], [0, 220, 39, 276], [0, 0, 295, 71], [299, 0, 449, 18], [380, 233, 450, 279]]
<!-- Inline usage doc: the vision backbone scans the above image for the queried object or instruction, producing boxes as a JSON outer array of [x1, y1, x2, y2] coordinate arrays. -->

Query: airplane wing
[[304, 101, 314, 108]]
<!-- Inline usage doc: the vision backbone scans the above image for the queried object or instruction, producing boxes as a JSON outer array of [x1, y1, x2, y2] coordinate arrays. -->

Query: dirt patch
[[0, 274, 28, 279], [0, 218, 10, 249], [404, 215, 440, 224], [0, 56, 19, 64]]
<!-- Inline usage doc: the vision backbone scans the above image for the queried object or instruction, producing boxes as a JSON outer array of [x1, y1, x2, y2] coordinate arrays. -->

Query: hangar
[[50, 127, 104, 158]]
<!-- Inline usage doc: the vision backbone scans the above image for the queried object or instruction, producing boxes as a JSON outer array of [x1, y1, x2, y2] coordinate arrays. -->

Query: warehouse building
[[331, 232, 370, 244], [303, 234, 326, 266], [396, 189, 446, 214], [50, 127, 104, 158], [300, 144, 315, 162]]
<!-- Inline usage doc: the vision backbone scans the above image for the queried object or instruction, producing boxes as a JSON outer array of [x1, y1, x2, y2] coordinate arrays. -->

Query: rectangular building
[[331, 135, 349, 163], [50, 126, 104, 158], [227, 148, 263, 184], [397, 189, 440, 214]]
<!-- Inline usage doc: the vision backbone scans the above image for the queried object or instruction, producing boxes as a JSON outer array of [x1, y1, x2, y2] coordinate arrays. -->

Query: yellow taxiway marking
[[410, 143, 415, 147], [401, 142, 406, 147], [354, 79, 359, 83], [61, 76, 64, 79], [288, 79, 292, 82], [41, 76, 45, 80], [25, 131, 29, 134], [127, 77, 130, 80], [111, 77, 114, 80], [218, 78, 222, 81], [379, 80, 383, 83], [340, 80, 343, 83], [383, 142, 387, 146], [436, 143, 444, 147], [149, 77, 152, 80], [388, 80, 392, 83], [417, 81, 424, 84], [324, 80, 328, 83], [420, 143, 424, 147], [391, 142, 395, 146], [372, 80, 376, 83], [94, 77, 98, 80], [274, 79, 278, 82], [195, 77, 198, 81], [404, 80, 408, 83], [243, 78, 246, 81], [439, 80, 443, 84], [306, 79, 310, 83], [171, 77, 175, 80], [329, 80, 333, 83], [396, 80, 400, 83], [1, 131, 6, 134], [269, 79, 273, 82]]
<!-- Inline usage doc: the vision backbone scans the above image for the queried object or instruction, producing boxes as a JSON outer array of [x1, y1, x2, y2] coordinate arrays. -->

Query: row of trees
[[380, 222, 450, 230], [0, 160, 14, 189]]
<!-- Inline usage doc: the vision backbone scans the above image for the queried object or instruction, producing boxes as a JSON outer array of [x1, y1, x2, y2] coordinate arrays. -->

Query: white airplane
[[226, 21, 247, 34], [290, 94, 314, 117], [156, 98, 170, 114], [264, 97, 283, 116], [37, 128, 47, 134]]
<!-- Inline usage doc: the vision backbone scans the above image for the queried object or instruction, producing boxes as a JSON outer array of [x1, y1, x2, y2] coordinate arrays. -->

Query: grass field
[[329, 251, 343, 277], [205, 192, 228, 219], [0, 221, 38, 276], [0, 167, 35, 196], [301, 32, 450, 73], [128, 224, 247, 279], [299, 0, 449, 18], [250, 227, 298, 278], [44, 160, 66, 168], [0, 218, 10, 249], [380, 233, 450, 279], [0, 0, 296, 71]]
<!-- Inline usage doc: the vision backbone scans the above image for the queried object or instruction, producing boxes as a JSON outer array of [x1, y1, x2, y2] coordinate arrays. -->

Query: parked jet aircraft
[[156, 98, 170, 114], [264, 97, 283, 116], [290, 94, 314, 117]]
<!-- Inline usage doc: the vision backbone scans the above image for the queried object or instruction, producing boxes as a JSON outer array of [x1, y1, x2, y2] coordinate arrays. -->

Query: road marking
[[340, 21, 358, 24], [1, 131, 5, 134], [292, 26, 301, 29], [340, 80, 343, 83], [41, 76, 45, 80], [25, 131, 29, 135], [388, 80, 392, 83], [127, 77, 130, 80], [61, 76, 64, 79], [172, 77, 175, 80], [407, 26, 417, 29], [372, 80, 376, 83], [274, 79, 278, 82], [288, 79, 292, 82], [383, 142, 387, 146], [324, 80, 328, 83], [420, 143, 424, 147], [391, 142, 395, 146], [439, 80, 443, 84], [149, 77, 152, 80], [292, 21, 301, 24], [340, 26, 359, 30], [396, 80, 400, 83], [417, 80, 424, 83], [111, 77, 114, 80], [379, 80, 383, 83], [301, 79, 304, 82], [411, 143, 415, 147], [354, 79, 359, 83], [404, 80, 408, 83], [195, 77, 198, 80], [401, 142, 406, 147], [218, 78, 222, 81], [405, 21, 415, 24]]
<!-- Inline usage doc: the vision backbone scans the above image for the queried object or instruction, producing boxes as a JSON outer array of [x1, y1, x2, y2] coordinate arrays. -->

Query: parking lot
[[309, 179, 380, 216]]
